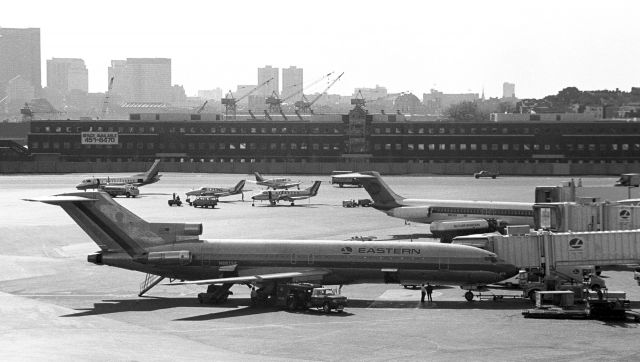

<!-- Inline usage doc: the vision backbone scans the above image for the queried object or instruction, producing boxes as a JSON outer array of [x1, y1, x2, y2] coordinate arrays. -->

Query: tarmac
[[1, 172, 639, 361]]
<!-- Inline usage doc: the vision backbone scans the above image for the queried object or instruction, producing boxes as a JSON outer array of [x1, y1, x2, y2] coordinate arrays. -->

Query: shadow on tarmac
[[60, 292, 538, 321]]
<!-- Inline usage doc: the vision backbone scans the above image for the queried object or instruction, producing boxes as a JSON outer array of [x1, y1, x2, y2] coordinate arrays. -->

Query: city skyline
[[2, 0, 640, 99]]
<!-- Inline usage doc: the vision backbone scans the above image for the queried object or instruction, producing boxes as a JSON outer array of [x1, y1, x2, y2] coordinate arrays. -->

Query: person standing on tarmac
[[420, 284, 426, 303], [426, 283, 434, 302], [250, 286, 258, 306]]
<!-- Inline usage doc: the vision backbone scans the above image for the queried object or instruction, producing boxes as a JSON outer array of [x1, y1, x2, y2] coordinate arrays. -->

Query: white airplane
[[25, 191, 518, 303], [353, 171, 534, 241], [186, 180, 246, 200], [253, 172, 301, 190], [76, 159, 161, 190], [252, 181, 321, 206]]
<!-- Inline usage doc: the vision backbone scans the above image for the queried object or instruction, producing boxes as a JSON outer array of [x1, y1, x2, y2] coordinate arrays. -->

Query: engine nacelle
[[388, 206, 431, 223], [430, 219, 505, 242], [87, 252, 103, 265], [180, 223, 203, 236], [146, 250, 192, 265]]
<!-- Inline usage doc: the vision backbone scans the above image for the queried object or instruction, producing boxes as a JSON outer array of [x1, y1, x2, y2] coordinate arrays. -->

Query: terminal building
[[25, 105, 640, 167]]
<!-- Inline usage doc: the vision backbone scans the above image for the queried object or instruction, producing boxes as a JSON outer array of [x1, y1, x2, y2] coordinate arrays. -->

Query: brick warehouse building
[[25, 108, 640, 166]]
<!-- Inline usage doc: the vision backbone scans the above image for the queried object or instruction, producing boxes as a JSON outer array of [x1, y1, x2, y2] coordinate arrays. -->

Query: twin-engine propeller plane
[[186, 180, 246, 201], [253, 172, 301, 190], [25, 192, 518, 303], [76, 159, 161, 190], [353, 171, 535, 242], [251, 181, 321, 206]]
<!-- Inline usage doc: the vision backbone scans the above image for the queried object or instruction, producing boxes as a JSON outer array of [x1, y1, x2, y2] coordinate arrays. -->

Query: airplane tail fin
[[254, 172, 265, 182], [24, 192, 201, 257], [354, 171, 404, 210], [142, 159, 161, 183], [308, 181, 322, 196], [233, 179, 246, 193]]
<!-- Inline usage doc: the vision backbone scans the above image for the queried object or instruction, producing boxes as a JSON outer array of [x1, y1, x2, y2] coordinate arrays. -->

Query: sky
[[2, 0, 640, 99]]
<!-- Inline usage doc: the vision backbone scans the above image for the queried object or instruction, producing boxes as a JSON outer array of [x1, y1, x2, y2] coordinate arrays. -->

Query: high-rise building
[[503, 82, 516, 99], [108, 58, 172, 103], [281, 66, 303, 101], [198, 88, 223, 101], [47, 58, 88, 94], [0, 27, 41, 99], [257, 65, 279, 98]]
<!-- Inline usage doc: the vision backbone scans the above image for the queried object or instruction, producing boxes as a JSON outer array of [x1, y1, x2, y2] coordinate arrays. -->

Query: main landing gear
[[464, 291, 474, 302], [198, 283, 234, 304]]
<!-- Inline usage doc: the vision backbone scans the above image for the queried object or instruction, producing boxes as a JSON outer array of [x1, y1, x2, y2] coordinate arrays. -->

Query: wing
[[167, 269, 330, 286]]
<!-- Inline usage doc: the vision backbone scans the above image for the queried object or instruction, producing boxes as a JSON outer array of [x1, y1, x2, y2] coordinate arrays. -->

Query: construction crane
[[266, 71, 335, 114], [195, 100, 208, 114], [221, 77, 274, 118], [295, 72, 344, 114], [100, 76, 114, 119]]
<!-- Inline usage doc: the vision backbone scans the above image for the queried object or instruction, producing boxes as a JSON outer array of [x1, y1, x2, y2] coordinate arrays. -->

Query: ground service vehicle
[[99, 184, 139, 198], [168, 194, 182, 206], [331, 171, 362, 188], [358, 199, 373, 207], [276, 283, 347, 313], [519, 265, 606, 301], [343, 199, 358, 208], [615, 173, 640, 187], [190, 196, 218, 208], [474, 170, 498, 179]]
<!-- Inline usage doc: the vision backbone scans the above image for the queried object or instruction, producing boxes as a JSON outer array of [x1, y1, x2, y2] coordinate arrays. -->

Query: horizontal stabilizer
[[167, 269, 330, 286]]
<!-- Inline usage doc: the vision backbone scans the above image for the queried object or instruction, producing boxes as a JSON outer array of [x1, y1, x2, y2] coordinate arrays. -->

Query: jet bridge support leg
[[139, 274, 165, 297]]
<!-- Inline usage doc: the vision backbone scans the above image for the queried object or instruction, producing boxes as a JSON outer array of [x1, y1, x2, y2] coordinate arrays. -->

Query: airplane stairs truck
[[25, 192, 519, 304]]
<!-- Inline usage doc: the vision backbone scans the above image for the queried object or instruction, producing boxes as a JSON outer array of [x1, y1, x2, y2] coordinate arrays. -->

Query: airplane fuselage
[[379, 198, 534, 225], [257, 180, 300, 189], [187, 187, 232, 197], [93, 239, 517, 287], [252, 189, 311, 201], [76, 175, 160, 190]]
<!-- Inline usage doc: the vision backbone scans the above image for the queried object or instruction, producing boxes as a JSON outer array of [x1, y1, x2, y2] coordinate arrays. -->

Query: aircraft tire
[[198, 295, 203, 304], [464, 291, 474, 301]]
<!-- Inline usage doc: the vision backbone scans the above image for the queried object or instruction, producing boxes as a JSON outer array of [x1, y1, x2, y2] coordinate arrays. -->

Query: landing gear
[[198, 283, 234, 304], [464, 291, 474, 301], [290, 202, 295, 206]]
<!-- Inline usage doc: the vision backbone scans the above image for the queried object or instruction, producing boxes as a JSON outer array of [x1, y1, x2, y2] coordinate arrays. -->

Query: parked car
[[474, 170, 498, 179]]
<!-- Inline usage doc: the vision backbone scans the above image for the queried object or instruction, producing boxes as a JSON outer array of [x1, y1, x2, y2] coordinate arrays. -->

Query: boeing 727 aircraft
[[186, 180, 246, 200], [253, 172, 301, 190], [76, 159, 161, 190], [251, 181, 321, 206], [25, 192, 518, 303], [353, 171, 534, 241]]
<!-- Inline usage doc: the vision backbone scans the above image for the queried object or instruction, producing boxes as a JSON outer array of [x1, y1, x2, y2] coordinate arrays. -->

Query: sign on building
[[81, 132, 118, 145]]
